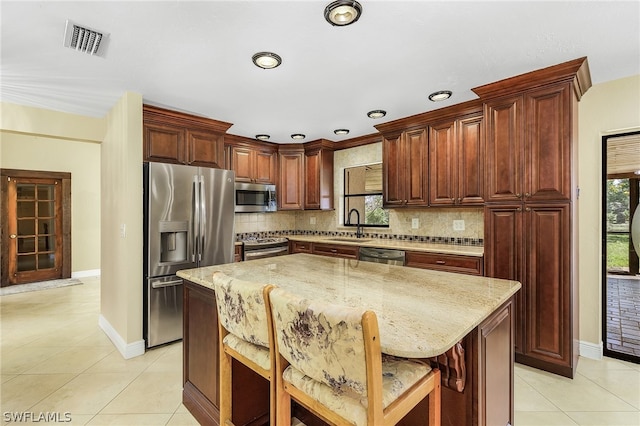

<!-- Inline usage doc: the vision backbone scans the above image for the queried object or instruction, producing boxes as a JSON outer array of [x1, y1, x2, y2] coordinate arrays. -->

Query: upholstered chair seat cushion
[[223, 333, 271, 371], [283, 357, 432, 426]]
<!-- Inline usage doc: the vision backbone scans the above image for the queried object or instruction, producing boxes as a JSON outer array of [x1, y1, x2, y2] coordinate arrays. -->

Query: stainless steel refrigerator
[[143, 162, 235, 348]]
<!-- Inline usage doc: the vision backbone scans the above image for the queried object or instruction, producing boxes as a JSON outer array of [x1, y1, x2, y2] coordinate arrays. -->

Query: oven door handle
[[245, 246, 289, 260]]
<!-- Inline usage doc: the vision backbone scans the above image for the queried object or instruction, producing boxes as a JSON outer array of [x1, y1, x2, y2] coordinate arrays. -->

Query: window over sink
[[343, 163, 389, 227]]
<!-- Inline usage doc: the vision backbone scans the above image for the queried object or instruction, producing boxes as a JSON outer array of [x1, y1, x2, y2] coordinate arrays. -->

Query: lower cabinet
[[289, 241, 359, 259], [405, 251, 483, 276]]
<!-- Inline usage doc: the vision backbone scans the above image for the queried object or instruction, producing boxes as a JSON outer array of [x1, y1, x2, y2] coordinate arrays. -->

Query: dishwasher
[[359, 247, 405, 266]]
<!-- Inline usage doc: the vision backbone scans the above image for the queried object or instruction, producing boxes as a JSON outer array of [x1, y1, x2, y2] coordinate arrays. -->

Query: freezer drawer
[[146, 276, 183, 348]]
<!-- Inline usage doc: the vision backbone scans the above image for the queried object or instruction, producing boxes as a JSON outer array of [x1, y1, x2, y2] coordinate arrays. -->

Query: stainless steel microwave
[[234, 182, 277, 212]]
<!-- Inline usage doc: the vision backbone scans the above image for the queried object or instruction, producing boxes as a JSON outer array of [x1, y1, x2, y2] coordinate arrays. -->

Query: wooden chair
[[212, 271, 276, 426], [267, 287, 441, 426]]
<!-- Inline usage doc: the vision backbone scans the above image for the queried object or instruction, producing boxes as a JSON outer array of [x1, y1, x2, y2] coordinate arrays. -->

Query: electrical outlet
[[310, 217, 316, 225], [120, 223, 126, 238], [411, 218, 419, 229], [453, 220, 465, 231]]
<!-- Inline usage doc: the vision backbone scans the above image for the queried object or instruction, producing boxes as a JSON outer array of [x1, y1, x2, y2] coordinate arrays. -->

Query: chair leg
[[276, 382, 292, 426], [428, 370, 441, 426], [219, 350, 233, 425]]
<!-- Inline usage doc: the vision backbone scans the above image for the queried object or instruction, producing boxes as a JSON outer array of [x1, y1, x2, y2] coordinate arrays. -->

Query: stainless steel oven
[[235, 182, 277, 213], [242, 237, 289, 260]]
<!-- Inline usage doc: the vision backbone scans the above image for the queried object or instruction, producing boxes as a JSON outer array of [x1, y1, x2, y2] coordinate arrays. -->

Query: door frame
[[601, 130, 640, 363], [1, 169, 72, 287]]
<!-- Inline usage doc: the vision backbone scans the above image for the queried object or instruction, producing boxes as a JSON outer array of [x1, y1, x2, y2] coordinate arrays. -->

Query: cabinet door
[[279, 152, 304, 210], [404, 128, 429, 206], [525, 83, 572, 201], [186, 130, 224, 168], [304, 150, 321, 209], [457, 114, 484, 205], [524, 203, 572, 370], [429, 121, 456, 206], [144, 122, 184, 164], [383, 135, 406, 207], [485, 96, 524, 203], [231, 147, 254, 183], [254, 150, 276, 184], [484, 205, 524, 354]]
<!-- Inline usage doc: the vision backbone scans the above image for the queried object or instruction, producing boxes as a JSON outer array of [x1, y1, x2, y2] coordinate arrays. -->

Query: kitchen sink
[[326, 237, 372, 243]]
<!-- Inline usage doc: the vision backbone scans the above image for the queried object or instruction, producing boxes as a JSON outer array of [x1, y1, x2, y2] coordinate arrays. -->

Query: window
[[343, 163, 389, 227]]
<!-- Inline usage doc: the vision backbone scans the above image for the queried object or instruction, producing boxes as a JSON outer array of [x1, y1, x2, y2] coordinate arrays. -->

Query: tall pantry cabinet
[[476, 57, 591, 378]]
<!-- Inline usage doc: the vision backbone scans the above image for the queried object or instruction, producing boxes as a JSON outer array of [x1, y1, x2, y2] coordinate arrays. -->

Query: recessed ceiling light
[[291, 134, 306, 140], [428, 90, 453, 102], [367, 110, 386, 119], [255, 134, 270, 141], [252, 52, 282, 69], [334, 129, 350, 135], [324, 1, 363, 26]]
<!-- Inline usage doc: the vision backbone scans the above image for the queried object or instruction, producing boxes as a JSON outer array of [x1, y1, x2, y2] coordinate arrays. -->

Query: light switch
[[120, 223, 126, 238], [412, 218, 419, 229]]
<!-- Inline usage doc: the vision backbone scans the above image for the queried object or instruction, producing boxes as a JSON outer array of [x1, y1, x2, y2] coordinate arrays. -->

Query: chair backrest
[[269, 287, 379, 400], [212, 271, 272, 347]]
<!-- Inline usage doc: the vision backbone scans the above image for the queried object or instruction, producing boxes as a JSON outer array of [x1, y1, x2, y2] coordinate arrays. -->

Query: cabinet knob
[[516, 193, 522, 198], [525, 207, 531, 212], [436, 260, 446, 265], [525, 192, 531, 198], [10, 234, 16, 239], [457, 197, 462, 203], [517, 208, 522, 212]]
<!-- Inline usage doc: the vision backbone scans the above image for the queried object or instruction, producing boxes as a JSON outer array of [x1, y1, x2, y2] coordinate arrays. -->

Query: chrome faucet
[[347, 208, 363, 238]]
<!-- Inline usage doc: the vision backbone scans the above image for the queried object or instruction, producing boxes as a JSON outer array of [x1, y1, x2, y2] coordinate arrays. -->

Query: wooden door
[[524, 202, 573, 376], [525, 83, 572, 201], [403, 128, 429, 206], [484, 95, 524, 203], [231, 146, 254, 183], [186, 129, 224, 168], [457, 114, 484, 205], [484, 204, 524, 354], [382, 135, 406, 207], [429, 120, 457, 206], [254, 150, 276, 184], [143, 122, 184, 164], [278, 151, 304, 210], [2, 170, 71, 286], [304, 150, 321, 209]]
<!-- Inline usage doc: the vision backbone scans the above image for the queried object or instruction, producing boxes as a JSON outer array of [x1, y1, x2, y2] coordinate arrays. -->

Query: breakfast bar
[[178, 253, 521, 426]]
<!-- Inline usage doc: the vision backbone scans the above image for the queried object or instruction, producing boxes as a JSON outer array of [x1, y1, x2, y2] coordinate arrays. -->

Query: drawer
[[405, 251, 483, 276], [290, 240, 312, 254], [312, 243, 359, 259]]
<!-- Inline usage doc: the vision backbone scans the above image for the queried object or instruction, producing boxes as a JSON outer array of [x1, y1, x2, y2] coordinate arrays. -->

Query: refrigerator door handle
[[191, 175, 199, 262], [151, 279, 183, 289], [199, 174, 206, 262]]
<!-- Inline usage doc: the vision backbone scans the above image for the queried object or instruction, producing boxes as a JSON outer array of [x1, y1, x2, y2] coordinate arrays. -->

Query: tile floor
[[606, 275, 640, 358], [1, 276, 640, 425]]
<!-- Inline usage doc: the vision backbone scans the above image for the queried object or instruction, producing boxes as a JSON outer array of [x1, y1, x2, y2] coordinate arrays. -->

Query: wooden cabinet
[[429, 114, 484, 206], [304, 140, 334, 210], [226, 136, 277, 184], [405, 251, 483, 276], [484, 83, 572, 203], [382, 128, 429, 207], [143, 105, 231, 168], [289, 240, 312, 254], [234, 244, 243, 262], [278, 145, 304, 210], [289, 240, 359, 259]]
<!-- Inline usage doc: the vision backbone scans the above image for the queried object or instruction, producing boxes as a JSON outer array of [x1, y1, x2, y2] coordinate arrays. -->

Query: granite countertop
[[177, 253, 519, 358], [285, 235, 484, 257]]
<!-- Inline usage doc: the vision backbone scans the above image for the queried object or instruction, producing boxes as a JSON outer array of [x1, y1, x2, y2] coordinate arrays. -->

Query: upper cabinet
[[382, 128, 429, 208], [225, 135, 277, 184], [278, 145, 304, 210], [143, 105, 232, 168], [429, 113, 484, 206], [304, 140, 334, 210], [484, 83, 573, 203]]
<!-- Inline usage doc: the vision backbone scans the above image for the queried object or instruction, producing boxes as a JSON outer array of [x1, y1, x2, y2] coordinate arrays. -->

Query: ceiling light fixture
[[367, 110, 386, 119], [291, 134, 306, 140], [252, 52, 282, 69], [255, 134, 270, 141], [334, 129, 350, 135], [428, 90, 453, 102], [324, 0, 363, 26]]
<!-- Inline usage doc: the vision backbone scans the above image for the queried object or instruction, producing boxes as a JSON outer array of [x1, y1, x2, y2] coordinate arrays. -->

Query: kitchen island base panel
[[182, 278, 515, 426]]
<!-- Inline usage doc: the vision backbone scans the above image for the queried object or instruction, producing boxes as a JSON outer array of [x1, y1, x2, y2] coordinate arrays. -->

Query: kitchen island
[[178, 253, 521, 426]]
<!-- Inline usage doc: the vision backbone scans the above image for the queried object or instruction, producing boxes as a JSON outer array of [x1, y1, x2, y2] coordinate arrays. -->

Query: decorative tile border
[[236, 230, 483, 246]]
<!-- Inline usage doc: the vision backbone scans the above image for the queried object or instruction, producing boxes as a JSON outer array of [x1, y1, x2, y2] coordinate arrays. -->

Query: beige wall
[[578, 74, 640, 351], [0, 103, 104, 274], [100, 92, 144, 356]]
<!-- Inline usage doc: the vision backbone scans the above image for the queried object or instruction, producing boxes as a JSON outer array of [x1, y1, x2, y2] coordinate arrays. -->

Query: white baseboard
[[98, 315, 145, 359], [579, 340, 603, 360], [72, 269, 101, 278]]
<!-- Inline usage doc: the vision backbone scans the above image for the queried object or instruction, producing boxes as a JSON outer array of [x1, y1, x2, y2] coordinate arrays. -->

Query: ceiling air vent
[[63, 20, 108, 57]]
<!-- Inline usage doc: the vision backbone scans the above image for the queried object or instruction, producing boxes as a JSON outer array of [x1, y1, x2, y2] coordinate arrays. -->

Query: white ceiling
[[1, 1, 639, 144]]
